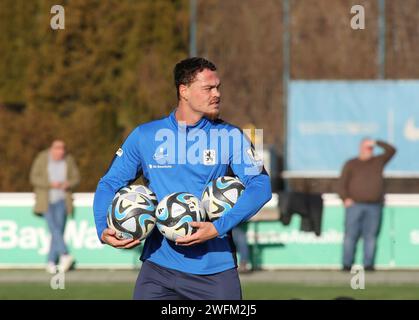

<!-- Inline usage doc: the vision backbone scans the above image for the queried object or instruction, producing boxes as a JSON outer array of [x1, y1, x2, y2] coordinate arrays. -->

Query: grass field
[[1, 282, 418, 300]]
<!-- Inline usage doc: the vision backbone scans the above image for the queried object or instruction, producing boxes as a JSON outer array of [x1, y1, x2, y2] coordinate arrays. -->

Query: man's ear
[[179, 84, 188, 101]]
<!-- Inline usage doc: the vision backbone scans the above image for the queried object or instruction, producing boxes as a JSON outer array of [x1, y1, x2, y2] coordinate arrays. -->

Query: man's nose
[[212, 87, 221, 98]]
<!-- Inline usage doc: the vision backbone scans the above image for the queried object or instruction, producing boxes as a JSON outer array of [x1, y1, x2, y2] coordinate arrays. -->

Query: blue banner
[[287, 81, 419, 176]]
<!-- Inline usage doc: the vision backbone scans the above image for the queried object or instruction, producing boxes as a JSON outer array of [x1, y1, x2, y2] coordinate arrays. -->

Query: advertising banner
[[1, 193, 419, 269], [287, 80, 419, 176]]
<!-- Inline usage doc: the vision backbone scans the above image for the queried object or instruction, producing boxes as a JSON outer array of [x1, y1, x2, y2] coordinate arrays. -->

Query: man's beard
[[203, 109, 220, 121]]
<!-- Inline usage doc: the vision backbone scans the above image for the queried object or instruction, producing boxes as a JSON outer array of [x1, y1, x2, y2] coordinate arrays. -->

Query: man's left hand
[[175, 222, 219, 246], [61, 181, 70, 190]]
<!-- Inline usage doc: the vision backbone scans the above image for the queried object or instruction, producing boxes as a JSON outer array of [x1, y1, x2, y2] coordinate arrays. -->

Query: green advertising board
[[0, 204, 142, 268], [0, 193, 418, 269]]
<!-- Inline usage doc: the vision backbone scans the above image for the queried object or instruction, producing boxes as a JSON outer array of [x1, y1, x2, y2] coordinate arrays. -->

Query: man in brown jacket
[[338, 139, 396, 271], [30, 140, 80, 274]]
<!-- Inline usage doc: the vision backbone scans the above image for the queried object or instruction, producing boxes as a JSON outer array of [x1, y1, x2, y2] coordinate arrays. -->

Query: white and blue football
[[155, 192, 205, 242], [201, 176, 245, 221], [107, 191, 157, 240]]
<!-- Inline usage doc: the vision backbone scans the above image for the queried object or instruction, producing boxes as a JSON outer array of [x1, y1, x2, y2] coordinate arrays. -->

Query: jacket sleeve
[[67, 155, 80, 189], [212, 129, 272, 237], [376, 140, 397, 164], [337, 161, 351, 200], [337, 161, 351, 201], [93, 127, 143, 240], [29, 152, 50, 189]]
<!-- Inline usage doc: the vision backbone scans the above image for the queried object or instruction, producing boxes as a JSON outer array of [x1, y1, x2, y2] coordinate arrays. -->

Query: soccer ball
[[155, 192, 206, 242], [107, 191, 157, 240], [201, 176, 245, 221], [116, 184, 158, 206]]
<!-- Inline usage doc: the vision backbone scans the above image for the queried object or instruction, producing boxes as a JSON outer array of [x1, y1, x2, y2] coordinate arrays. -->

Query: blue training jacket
[[93, 110, 272, 275]]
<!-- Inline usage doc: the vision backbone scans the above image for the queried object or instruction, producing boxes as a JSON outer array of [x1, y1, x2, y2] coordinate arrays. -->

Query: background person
[[30, 139, 80, 274], [338, 139, 396, 271], [232, 224, 251, 273]]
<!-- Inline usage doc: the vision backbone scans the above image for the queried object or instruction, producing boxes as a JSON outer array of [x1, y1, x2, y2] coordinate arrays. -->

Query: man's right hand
[[51, 182, 62, 188], [344, 198, 354, 208], [101, 228, 141, 249], [365, 139, 376, 148]]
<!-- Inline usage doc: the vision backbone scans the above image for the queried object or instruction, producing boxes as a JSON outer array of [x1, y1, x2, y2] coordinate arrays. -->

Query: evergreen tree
[[0, 0, 188, 191]]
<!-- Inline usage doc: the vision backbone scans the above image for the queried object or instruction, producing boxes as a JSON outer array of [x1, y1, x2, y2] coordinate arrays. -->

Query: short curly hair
[[174, 57, 217, 99]]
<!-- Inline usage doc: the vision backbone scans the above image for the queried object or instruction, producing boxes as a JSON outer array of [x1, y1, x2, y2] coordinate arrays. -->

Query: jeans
[[343, 203, 383, 268], [232, 226, 250, 264], [44, 200, 68, 264]]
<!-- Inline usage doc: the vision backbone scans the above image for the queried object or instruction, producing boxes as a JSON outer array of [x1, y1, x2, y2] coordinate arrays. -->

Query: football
[[155, 192, 206, 241], [201, 176, 245, 221], [115, 184, 158, 206], [107, 190, 157, 240]]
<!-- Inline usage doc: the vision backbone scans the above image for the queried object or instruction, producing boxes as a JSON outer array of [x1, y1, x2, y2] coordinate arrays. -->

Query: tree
[[1, 0, 189, 191]]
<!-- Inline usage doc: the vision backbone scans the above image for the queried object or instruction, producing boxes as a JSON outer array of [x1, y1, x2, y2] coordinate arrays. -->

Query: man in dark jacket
[[338, 139, 396, 271]]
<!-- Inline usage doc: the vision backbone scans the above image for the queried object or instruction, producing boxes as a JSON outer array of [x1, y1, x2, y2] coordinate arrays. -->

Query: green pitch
[[1, 282, 418, 300]]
